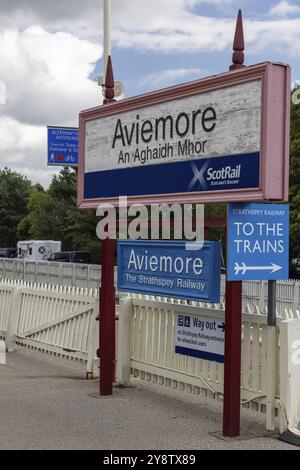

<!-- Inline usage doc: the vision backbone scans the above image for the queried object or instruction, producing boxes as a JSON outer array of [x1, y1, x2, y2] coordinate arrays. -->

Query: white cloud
[[0, 117, 56, 186], [1, 1, 299, 59], [138, 67, 206, 89], [245, 18, 300, 57], [0, 1, 237, 47], [113, 17, 233, 54], [0, 117, 44, 157], [0, 0, 101, 42], [0, 26, 101, 126], [0, 81, 5, 105], [269, 1, 300, 18], [112, 12, 300, 58], [0, 26, 101, 186]]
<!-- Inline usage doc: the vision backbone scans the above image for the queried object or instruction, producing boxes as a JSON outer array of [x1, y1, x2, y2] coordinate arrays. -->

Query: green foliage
[[64, 206, 100, 264], [16, 167, 100, 263], [289, 86, 300, 258], [17, 190, 59, 240], [0, 168, 33, 246]]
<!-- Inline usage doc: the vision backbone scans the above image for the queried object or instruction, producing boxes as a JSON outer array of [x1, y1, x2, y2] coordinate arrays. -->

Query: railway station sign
[[78, 62, 290, 208], [117, 240, 221, 303], [227, 203, 289, 281], [175, 313, 224, 363], [47, 126, 78, 166]]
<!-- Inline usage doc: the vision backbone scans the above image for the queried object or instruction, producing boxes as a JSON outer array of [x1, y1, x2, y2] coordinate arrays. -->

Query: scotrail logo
[[188, 160, 241, 191], [206, 164, 241, 181]]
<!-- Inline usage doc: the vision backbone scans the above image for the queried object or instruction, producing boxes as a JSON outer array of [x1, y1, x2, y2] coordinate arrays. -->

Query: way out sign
[[175, 314, 224, 363], [227, 203, 289, 281]]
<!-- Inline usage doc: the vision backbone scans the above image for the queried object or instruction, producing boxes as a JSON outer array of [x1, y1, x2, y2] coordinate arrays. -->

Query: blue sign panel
[[117, 240, 221, 303], [47, 126, 78, 166], [227, 203, 289, 281], [84, 152, 259, 199]]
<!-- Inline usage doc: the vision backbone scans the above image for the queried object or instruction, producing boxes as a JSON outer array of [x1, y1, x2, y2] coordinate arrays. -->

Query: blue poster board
[[227, 203, 289, 281], [117, 240, 221, 303], [47, 126, 78, 166]]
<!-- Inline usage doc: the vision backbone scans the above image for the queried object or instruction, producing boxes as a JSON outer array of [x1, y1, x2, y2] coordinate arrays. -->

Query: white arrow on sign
[[234, 262, 282, 276]]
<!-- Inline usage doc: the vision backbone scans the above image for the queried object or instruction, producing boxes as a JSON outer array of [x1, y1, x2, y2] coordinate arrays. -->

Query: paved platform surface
[[0, 348, 296, 450]]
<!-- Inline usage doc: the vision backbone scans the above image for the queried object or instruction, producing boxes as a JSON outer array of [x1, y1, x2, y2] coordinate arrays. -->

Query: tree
[[0, 168, 33, 246], [17, 190, 59, 240], [289, 86, 300, 258], [48, 166, 77, 203], [17, 167, 101, 263], [64, 207, 100, 264]]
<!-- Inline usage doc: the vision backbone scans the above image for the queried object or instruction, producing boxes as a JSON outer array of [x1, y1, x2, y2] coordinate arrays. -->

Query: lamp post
[[98, 1, 124, 97], [103, 0, 111, 79]]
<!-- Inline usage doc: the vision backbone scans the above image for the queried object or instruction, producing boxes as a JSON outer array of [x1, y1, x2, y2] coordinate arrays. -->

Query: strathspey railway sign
[[117, 240, 221, 303], [78, 62, 290, 208], [227, 203, 289, 281]]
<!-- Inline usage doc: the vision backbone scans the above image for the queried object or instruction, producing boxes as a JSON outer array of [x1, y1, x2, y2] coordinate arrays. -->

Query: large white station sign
[[78, 62, 290, 208]]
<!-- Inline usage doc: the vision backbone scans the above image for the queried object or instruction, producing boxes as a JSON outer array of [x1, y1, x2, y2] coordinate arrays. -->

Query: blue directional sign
[[47, 126, 78, 166], [117, 240, 221, 303], [227, 203, 289, 281]]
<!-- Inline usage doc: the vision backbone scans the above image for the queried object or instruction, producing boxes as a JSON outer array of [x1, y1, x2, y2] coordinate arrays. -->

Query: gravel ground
[[0, 348, 296, 450]]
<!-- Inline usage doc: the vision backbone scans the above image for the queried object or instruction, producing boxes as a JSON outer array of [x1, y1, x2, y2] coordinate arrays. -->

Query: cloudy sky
[[0, 0, 300, 187]]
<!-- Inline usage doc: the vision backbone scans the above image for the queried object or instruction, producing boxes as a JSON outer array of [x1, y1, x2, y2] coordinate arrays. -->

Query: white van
[[17, 240, 62, 261]]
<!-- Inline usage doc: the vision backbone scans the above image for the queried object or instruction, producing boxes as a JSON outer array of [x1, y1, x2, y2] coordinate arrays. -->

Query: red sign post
[[98, 58, 116, 396], [223, 9, 245, 438]]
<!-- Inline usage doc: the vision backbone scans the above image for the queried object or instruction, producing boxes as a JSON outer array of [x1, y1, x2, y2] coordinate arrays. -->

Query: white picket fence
[[0, 279, 99, 377], [239, 279, 300, 317], [116, 294, 300, 432], [0, 258, 102, 289], [0, 258, 300, 316], [0, 278, 299, 432]]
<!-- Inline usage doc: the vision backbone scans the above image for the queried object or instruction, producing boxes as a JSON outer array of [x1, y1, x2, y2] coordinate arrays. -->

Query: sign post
[[47, 126, 78, 166], [268, 281, 277, 327], [99, 237, 115, 395], [223, 280, 242, 436], [98, 57, 116, 396], [223, 11, 244, 437], [266, 279, 277, 429], [226, 201, 289, 433]]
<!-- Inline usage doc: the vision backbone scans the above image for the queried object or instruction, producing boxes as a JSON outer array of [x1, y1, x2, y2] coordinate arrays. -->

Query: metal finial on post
[[103, 55, 116, 104], [229, 9, 245, 71]]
